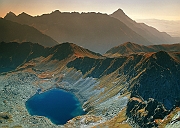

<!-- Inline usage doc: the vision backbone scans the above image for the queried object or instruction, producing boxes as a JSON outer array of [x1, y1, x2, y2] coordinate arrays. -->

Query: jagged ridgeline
[[0, 42, 180, 127], [4, 10, 179, 54]]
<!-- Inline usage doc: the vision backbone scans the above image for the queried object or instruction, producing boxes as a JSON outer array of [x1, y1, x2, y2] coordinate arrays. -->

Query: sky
[[0, 0, 180, 20]]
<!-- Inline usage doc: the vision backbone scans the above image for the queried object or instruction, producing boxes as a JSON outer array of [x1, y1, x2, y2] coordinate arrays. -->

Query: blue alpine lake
[[25, 88, 86, 125]]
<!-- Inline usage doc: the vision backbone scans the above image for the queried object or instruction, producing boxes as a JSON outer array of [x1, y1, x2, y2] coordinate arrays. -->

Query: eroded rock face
[[126, 98, 169, 128], [165, 110, 180, 128], [131, 51, 180, 110]]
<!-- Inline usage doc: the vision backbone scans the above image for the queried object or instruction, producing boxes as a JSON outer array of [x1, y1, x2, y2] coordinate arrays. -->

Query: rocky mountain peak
[[4, 11, 16, 19], [123, 42, 139, 47], [111, 9, 177, 45], [112, 8, 125, 15], [49, 42, 102, 60], [111, 8, 135, 24], [17, 12, 32, 18], [51, 10, 61, 14], [105, 42, 147, 56]]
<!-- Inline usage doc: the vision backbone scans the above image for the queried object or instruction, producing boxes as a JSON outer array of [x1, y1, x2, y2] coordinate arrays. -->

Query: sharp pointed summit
[[4, 11, 16, 19], [111, 9, 177, 45], [111, 8, 125, 17], [111, 8, 135, 24], [113, 8, 126, 15], [18, 12, 32, 17]]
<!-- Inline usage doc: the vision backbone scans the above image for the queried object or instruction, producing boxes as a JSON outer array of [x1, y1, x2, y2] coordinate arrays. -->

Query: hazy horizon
[[137, 19, 180, 37]]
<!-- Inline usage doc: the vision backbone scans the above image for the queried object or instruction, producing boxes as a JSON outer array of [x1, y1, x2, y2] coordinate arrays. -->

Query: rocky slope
[[0, 42, 180, 128], [4, 11, 151, 53], [0, 18, 58, 47]]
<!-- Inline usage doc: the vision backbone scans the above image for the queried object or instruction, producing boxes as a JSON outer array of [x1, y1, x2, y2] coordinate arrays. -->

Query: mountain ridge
[[0, 42, 101, 73], [4, 10, 151, 54], [110, 9, 178, 45], [0, 18, 58, 47], [105, 42, 180, 57]]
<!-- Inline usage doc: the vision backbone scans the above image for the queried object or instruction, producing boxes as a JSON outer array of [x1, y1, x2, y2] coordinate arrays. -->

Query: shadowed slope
[[0, 18, 58, 47]]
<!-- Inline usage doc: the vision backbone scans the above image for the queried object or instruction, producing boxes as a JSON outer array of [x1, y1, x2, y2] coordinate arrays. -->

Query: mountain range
[[3, 9, 179, 53], [0, 41, 180, 127], [4, 9, 179, 53], [1, 8, 180, 128], [4, 10, 151, 53]]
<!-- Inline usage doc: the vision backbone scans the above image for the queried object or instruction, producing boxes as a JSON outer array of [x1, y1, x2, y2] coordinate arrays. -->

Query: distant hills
[[4, 10, 151, 53], [0, 18, 58, 47], [137, 19, 180, 37], [105, 42, 180, 57], [110, 9, 178, 45]]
